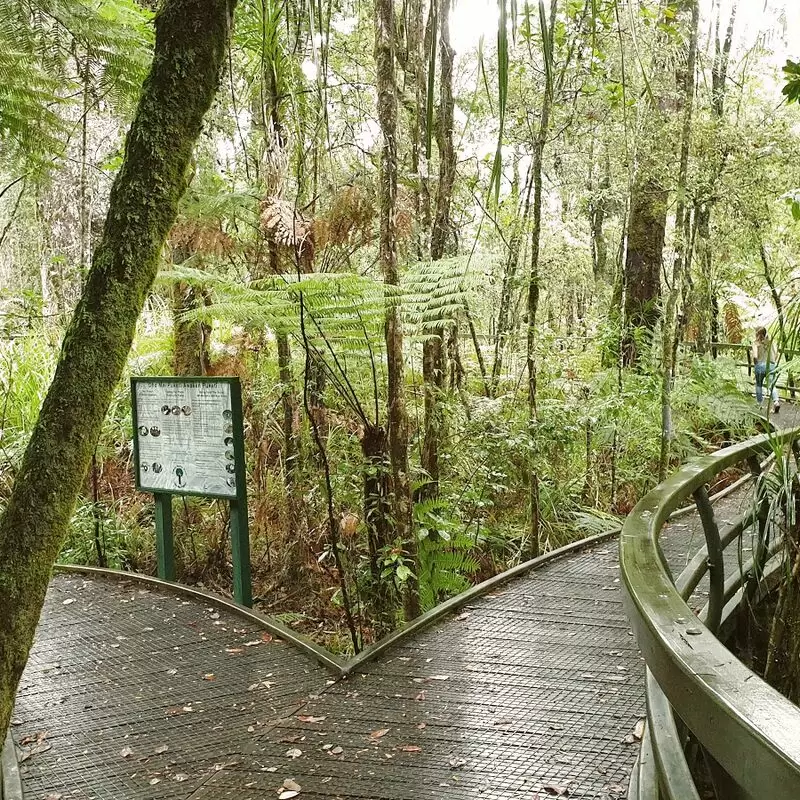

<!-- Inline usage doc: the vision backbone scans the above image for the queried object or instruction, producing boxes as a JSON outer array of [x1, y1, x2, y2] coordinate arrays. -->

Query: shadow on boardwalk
[[14, 409, 796, 799]]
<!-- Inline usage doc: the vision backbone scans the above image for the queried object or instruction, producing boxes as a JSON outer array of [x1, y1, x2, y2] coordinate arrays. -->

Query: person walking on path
[[752, 326, 780, 414]]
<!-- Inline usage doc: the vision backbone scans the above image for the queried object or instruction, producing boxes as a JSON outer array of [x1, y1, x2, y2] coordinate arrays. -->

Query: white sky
[[451, 0, 800, 62]]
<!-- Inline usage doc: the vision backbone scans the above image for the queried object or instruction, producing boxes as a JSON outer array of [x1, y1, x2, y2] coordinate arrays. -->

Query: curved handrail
[[620, 427, 800, 799]]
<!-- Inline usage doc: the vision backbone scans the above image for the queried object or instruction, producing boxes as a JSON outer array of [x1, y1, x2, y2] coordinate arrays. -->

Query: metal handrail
[[620, 427, 800, 800]]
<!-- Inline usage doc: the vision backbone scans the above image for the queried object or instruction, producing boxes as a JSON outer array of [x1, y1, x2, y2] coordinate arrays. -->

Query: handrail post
[[692, 485, 724, 634]]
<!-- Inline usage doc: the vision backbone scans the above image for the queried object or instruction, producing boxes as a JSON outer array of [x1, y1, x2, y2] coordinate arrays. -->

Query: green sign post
[[130, 377, 252, 606]]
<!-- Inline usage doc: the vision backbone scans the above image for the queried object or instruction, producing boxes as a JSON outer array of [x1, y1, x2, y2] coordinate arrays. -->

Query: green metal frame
[[131, 376, 251, 606], [620, 426, 800, 800]]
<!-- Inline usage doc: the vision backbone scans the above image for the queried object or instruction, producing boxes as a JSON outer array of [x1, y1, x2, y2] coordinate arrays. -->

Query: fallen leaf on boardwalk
[[427, 675, 449, 681], [398, 745, 421, 752], [149, 777, 161, 785], [243, 640, 262, 647], [248, 680, 275, 691], [62, 598, 76, 605], [120, 747, 134, 759], [448, 757, 466, 769], [285, 748, 303, 758], [20, 731, 48, 746], [633, 719, 645, 740], [415, 691, 426, 701], [278, 792, 300, 799], [297, 715, 326, 723], [166, 668, 178, 675], [154, 744, 169, 754], [543, 786, 569, 796], [279, 735, 304, 743], [18, 744, 51, 763], [213, 760, 240, 771], [261, 766, 278, 772], [202, 673, 215, 681], [416, 723, 426, 730], [282, 779, 302, 791], [174, 773, 188, 782], [226, 647, 244, 654], [330, 746, 343, 755], [369, 729, 390, 740], [181, 705, 194, 712], [262, 632, 273, 642], [44, 794, 62, 800], [455, 613, 469, 621]]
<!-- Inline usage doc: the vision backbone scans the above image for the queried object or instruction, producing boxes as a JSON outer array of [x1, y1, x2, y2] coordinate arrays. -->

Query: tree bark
[[172, 280, 211, 376], [658, 0, 699, 481], [526, 0, 557, 559], [0, 0, 235, 739], [622, 176, 667, 367], [420, 0, 455, 504], [693, 2, 736, 350], [491, 163, 533, 395], [375, 0, 419, 619]]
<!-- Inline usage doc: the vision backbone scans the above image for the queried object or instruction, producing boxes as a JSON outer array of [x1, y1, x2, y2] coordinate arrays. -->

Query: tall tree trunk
[[79, 51, 92, 279], [693, 2, 736, 350], [400, 0, 430, 257], [0, 0, 235, 739], [491, 164, 533, 395], [375, 0, 419, 619], [526, 0, 557, 559], [172, 280, 211, 376], [658, 0, 699, 481], [589, 154, 610, 281], [622, 0, 696, 368], [359, 423, 394, 634], [420, 0, 456, 503], [622, 176, 667, 367]]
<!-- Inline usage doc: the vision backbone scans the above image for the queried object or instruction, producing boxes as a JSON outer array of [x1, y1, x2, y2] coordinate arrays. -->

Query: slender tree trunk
[[590, 174, 610, 281], [420, 0, 456, 503], [359, 423, 394, 634], [79, 51, 92, 279], [491, 165, 533, 395], [692, 3, 736, 350], [0, 0, 236, 739], [658, 0, 699, 481], [172, 243, 211, 376], [759, 241, 795, 397], [172, 280, 211, 376], [526, 0, 557, 559], [375, 0, 419, 619]]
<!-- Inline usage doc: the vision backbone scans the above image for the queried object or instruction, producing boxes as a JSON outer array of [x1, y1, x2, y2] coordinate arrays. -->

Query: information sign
[[131, 378, 240, 498], [130, 376, 252, 606]]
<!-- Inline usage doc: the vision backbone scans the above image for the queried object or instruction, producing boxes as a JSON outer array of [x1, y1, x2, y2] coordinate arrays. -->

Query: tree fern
[[0, 0, 152, 170]]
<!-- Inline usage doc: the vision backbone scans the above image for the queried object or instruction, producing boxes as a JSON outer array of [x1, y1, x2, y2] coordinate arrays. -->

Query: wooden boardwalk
[[12, 411, 794, 799], [13, 543, 642, 799]]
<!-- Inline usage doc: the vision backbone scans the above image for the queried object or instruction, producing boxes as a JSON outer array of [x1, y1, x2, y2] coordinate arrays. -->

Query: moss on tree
[[0, 0, 237, 738]]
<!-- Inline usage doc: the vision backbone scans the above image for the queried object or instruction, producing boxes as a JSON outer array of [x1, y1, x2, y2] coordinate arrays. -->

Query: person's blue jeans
[[755, 362, 778, 404]]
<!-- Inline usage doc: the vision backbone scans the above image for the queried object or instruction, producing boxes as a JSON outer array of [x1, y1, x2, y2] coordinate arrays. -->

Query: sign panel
[[131, 378, 242, 498]]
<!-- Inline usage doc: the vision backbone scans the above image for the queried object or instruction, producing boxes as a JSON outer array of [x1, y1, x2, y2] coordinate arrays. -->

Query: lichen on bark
[[0, 0, 237, 738]]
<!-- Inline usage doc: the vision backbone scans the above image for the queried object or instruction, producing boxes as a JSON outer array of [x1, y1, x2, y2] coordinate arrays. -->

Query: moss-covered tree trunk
[[525, 0, 557, 560], [375, 0, 420, 620], [420, 0, 455, 504], [0, 0, 236, 739], [658, 0, 699, 481], [622, 175, 667, 367], [173, 267, 212, 377]]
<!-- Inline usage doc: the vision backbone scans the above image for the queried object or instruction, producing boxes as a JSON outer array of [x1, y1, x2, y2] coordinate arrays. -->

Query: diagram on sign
[[132, 380, 238, 497]]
